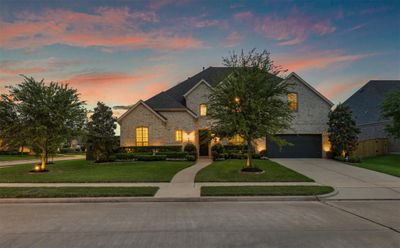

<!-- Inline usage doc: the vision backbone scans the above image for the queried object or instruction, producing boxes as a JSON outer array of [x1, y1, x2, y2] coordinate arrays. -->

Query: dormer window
[[288, 93, 298, 112], [200, 104, 207, 116]]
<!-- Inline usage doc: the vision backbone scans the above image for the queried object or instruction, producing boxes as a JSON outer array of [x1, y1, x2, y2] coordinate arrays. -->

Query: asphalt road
[[0, 200, 399, 248]]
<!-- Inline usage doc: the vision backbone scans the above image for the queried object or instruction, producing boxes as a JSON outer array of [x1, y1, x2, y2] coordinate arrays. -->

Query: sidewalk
[[0, 155, 85, 168]]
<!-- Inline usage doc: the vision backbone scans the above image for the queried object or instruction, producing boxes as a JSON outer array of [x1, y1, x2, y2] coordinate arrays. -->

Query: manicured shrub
[[123, 146, 182, 153], [156, 152, 188, 159], [186, 155, 196, 161], [224, 145, 247, 152], [259, 149, 267, 157], [115, 153, 136, 160], [334, 155, 361, 163], [135, 155, 167, 161], [252, 153, 261, 159], [211, 143, 224, 161], [230, 153, 246, 159], [60, 148, 80, 154], [326, 151, 334, 159], [184, 143, 197, 160]]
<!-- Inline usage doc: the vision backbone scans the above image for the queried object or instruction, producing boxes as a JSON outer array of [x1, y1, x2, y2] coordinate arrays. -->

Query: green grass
[[351, 154, 400, 177], [195, 159, 313, 182], [0, 187, 159, 198], [0, 160, 193, 183], [0, 155, 38, 161], [201, 186, 334, 196]]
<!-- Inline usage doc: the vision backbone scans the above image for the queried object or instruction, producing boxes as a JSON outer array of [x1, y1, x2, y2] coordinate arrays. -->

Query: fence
[[353, 138, 388, 158]]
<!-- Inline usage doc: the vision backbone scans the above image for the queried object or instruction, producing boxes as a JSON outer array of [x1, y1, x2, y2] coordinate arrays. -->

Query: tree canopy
[[327, 103, 360, 157], [87, 102, 117, 162], [381, 90, 400, 139], [208, 49, 293, 169], [0, 76, 86, 170]]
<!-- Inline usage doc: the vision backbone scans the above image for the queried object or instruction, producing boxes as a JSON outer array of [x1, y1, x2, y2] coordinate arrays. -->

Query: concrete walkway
[[155, 159, 212, 197], [272, 158, 400, 200], [0, 155, 85, 168]]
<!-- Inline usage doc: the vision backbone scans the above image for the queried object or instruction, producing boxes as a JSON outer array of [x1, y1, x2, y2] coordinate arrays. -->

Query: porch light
[[234, 96, 240, 104]]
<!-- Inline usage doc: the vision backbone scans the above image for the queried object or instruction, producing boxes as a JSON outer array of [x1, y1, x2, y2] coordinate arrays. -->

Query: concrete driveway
[[272, 158, 400, 200]]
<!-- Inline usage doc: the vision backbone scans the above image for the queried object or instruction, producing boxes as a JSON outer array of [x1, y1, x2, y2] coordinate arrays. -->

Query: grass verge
[[0, 187, 159, 198], [349, 155, 400, 177], [0, 160, 193, 183], [201, 186, 334, 196], [195, 159, 313, 182]]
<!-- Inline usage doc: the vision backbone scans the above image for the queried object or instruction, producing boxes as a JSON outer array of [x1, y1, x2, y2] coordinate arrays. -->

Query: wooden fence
[[353, 138, 388, 158]]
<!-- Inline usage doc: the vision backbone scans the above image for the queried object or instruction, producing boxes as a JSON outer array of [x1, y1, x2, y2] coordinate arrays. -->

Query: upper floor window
[[200, 104, 207, 116], [288, 93, 298, 112], [175, 130, 183, 142], [229, 134, 244, 145], [136, 127, 149, 146]]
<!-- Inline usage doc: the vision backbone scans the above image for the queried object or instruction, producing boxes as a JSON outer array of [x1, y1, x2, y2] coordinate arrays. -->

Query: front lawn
[[0, 187, 158, 198], [0, 155, 37, 161], [350, 154, 400, 177], [201, 186, 334, 196], [195, 159, 313, 182], [0, 160, 192, 183]]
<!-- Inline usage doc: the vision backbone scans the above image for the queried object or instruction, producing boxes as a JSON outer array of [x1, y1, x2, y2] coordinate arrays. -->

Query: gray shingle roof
[[145, 67, 232, 110], [343, 80, 400, 125]]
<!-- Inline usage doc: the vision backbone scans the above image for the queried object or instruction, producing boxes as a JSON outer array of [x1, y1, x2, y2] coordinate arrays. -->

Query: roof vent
[[202, 67, 205, 71]]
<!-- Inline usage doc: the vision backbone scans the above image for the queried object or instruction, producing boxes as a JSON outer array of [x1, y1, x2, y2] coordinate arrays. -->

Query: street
[[0, 200, 399, 248]]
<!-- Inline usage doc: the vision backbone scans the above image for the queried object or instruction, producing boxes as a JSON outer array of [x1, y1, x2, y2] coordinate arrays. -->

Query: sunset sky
[[1, 0, 399, 115]]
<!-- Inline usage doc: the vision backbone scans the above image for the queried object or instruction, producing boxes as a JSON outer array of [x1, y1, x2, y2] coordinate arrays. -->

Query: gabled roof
[[343, 80, 400, 125], [286, 72, 334, 107], [183, 79, 212, 98], [117, 100, 167, 124], [145, 67, 232, 110]]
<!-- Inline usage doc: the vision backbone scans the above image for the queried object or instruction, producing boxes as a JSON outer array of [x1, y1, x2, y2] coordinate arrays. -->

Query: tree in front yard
[[208, 49, 293, 172], [0, 76, 86, 171], [87, 102, 117, 162], [327, 103, 360, 158], [381, 90, 400, 139]]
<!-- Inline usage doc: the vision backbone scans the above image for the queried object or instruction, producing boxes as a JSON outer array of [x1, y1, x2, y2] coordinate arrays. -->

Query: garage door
[[267, 134, 322, 158]]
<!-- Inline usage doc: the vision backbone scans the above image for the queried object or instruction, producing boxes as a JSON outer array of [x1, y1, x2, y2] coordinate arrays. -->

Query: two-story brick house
[[118, 67, 333, 158]]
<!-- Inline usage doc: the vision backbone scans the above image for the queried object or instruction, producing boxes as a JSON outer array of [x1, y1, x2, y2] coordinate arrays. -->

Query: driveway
[[272, 158, 400, 200], [0, 201, 398, 248]]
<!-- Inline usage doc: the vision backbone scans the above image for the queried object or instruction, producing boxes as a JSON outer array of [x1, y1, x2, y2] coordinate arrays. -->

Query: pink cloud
[[221, 31, 243, 48], [0, 8, 203, 51], [316, 78, 368, 101], [234, 11, 253, 21], [57, 65, 170, 105], [255, 12, 336, 45], [0, 58, 80, 76], [278, 50, 374, 72]]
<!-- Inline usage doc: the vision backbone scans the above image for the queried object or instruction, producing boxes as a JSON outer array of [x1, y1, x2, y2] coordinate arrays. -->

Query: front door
[[198, 129, 210, 156]]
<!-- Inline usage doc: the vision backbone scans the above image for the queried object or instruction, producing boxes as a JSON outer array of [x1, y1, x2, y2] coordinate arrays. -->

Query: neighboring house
[[343, 80, 400, 152], [118, 67, 333, 158]]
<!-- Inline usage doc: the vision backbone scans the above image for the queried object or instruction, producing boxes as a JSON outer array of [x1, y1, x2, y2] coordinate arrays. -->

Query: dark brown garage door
[[267, 134, 322, 158]]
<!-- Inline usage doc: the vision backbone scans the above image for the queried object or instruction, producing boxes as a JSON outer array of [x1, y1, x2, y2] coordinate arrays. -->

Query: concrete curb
[[316, 188, 339, 199], [0, 195, 328, 204]]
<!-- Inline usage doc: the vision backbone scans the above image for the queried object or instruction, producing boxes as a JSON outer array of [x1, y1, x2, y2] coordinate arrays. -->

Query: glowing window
[[288, 93, 298, 112], [200, 104, 207, 116], [175, 130, 183, 142], [136, 127, 149, 146], [229, 134, 244, 145]]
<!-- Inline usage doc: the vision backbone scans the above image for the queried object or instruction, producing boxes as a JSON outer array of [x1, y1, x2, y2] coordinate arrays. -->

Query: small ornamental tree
[[208, 49, 293, 171], [327, 103, 360, 157], [0, 76, 86, 171], [87, 102, 116, 162], [381, 90, 400, 139]]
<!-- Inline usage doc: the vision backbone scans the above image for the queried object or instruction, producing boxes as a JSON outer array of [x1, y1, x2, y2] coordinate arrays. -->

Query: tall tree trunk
[[40, 148, 47, 171], [245, 139, 253, 168]]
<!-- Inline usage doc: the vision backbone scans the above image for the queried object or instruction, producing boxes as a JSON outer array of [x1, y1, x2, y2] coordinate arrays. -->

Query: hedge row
[[213, 153, 262, 160], [115, 152, 190, 161], [122, 146, 182, 153], [0, 151, 30, 155]]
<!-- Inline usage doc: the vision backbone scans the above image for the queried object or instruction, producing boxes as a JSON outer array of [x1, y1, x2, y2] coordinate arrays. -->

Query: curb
[[0, 195, 325, 204]]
